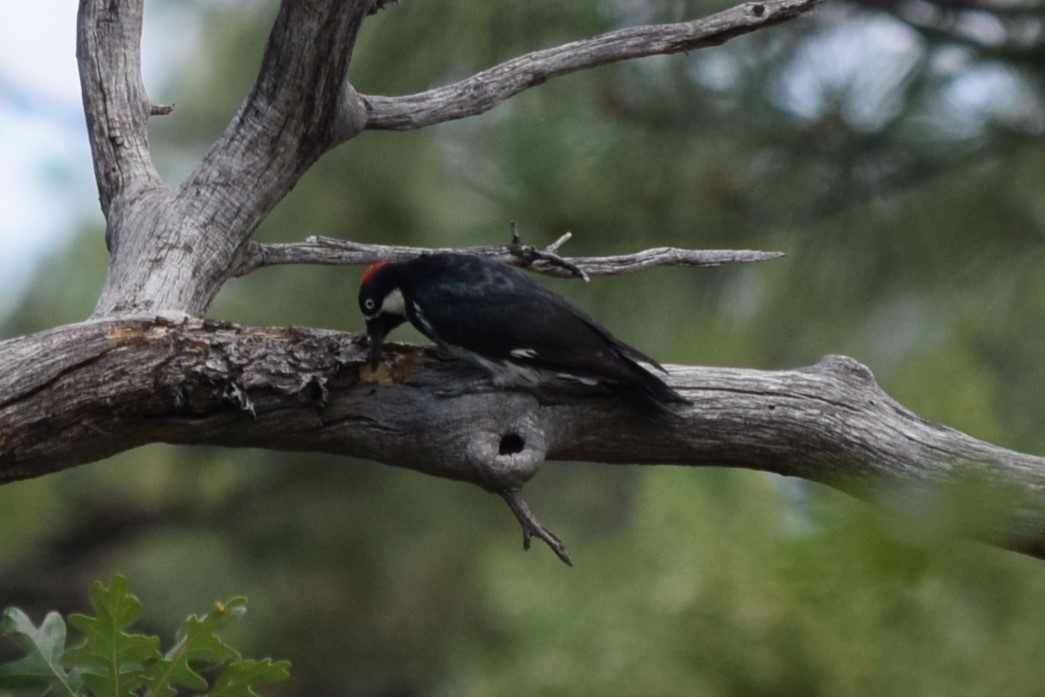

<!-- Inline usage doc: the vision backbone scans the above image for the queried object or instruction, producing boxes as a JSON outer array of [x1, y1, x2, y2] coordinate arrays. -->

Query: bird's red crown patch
[[361, 260, 391, 286]]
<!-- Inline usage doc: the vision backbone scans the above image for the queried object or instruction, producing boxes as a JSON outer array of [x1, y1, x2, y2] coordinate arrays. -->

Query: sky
[[0, 3, 94, 319], [0, 2, 196, 322]]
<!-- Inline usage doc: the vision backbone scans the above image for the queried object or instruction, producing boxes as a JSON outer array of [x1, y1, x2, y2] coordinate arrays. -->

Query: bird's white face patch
[[380, 288, 406, 317]]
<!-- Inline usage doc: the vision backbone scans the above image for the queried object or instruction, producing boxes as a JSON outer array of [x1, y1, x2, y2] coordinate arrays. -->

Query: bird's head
[[359, 260, 408, 370]]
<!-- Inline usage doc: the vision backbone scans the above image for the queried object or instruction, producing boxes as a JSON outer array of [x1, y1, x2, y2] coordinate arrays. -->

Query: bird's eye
[[364, 298, 376, 311]]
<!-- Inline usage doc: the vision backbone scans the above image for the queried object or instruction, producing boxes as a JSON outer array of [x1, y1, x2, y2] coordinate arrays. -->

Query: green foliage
[[0, 609, 79, 696], [0, 575, 289, 697], [65, 576, 163, 697], [436, 470, 1045, 697], [207, 659, 292, 697], [147, 598, 243, 697]]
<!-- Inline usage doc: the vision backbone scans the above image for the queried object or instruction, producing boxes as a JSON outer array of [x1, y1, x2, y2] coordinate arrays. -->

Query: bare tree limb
[[181, 1, 369, 196], [1, 318, 1043, 562], [361, 0, 826, 131], [231, 234, 785, 278], [76, 0, 164, 218]]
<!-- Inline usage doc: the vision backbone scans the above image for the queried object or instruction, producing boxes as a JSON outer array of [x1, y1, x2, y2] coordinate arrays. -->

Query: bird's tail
[[611, 362, 688, 416]]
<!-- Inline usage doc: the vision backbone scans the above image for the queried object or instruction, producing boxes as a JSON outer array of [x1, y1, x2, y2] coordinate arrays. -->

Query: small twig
[[149, 103, 175, 117], [501, 490, 573, 566], [507, 222, 590, 282], [545, 232, 573, 254]]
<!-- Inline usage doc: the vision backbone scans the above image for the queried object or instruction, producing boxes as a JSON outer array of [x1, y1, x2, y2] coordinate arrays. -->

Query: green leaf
[[65, 575, 162, 697], [0, 608, 80, 696], [207, 658, 291, 697], [142, 597, 247, 697]]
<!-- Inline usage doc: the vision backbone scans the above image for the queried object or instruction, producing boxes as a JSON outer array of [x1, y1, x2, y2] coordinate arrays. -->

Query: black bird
[[358, 253, 686, 414]]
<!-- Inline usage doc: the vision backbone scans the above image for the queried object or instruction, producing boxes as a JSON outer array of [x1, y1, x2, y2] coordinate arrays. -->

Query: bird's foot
[[500, 490, 573, 566]]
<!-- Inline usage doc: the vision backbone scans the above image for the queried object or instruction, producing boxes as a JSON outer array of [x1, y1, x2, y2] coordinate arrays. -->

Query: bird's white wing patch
[[555, 373, 599, 386], [411, 301, 434, 334], [510, 348, 539, 360]]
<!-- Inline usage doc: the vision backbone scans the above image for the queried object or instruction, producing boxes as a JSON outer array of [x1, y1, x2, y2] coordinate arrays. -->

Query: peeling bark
[[2, 319, 1043, 559]]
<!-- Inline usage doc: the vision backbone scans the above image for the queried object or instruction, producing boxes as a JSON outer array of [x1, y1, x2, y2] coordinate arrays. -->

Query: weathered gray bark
[[3, 0, 1042, 562], [361, 0, 819, 130], [80, 0, 370, 316], [1, 318, 1044, 559], [231, 234, 787, 278]]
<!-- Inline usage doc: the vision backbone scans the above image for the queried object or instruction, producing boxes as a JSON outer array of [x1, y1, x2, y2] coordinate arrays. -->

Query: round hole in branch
[[499, 433, 525, 455]]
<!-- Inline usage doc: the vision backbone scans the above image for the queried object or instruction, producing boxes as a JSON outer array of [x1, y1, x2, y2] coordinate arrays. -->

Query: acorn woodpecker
[[358, 253, 686, 414]]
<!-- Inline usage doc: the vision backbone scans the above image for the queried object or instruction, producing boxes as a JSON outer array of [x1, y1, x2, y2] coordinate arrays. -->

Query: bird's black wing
[[521, 290, 686, 412], [406, 259, 684, 410]]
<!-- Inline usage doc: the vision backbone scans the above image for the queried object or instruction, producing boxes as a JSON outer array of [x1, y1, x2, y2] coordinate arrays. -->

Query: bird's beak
[[365, 319, 386, 371]]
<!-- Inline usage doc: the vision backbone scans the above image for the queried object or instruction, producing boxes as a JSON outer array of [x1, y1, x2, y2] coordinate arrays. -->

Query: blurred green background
[[3, 0, 1045, 694]]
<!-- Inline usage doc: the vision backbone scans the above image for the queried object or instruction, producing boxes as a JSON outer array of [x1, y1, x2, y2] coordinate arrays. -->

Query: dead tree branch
[[232, 234, 785, 278], [361, 0, 826, 131], [76, 0, 162, 219], [1, 318, 1043, 561]]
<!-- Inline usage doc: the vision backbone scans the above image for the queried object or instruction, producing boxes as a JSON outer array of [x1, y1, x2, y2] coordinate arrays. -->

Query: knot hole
[[499, 433, 525, 455]]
